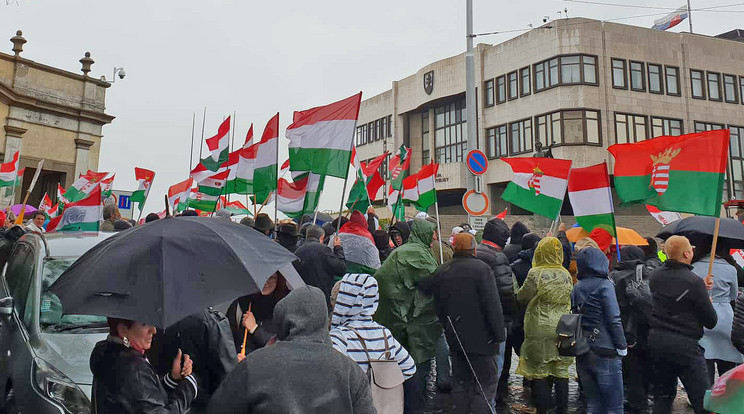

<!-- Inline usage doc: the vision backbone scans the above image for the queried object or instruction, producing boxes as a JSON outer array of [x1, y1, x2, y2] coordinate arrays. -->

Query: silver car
[[0, 231, 114, 414]]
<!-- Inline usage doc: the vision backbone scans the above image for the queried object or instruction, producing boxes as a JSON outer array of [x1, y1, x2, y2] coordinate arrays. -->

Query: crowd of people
[[27, 203, 742, 413]]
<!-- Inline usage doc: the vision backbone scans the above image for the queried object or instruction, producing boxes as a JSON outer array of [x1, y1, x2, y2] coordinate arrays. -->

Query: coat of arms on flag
[[650, 147, 680, 195], [527, 165, 543, 196]]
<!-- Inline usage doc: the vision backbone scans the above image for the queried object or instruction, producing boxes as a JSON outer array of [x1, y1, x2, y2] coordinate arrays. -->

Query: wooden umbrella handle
[[239, 303, 252, 357]]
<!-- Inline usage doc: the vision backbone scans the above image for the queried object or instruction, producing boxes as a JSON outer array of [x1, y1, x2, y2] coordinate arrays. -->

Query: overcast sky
[[1, 0, 740, 216]]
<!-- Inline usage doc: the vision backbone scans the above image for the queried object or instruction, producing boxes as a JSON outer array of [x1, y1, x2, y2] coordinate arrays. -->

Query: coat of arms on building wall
[[423, 70, 434, 95]]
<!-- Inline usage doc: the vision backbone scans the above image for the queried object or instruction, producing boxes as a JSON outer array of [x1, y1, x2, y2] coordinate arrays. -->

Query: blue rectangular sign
[[118, 195, 131, 210]]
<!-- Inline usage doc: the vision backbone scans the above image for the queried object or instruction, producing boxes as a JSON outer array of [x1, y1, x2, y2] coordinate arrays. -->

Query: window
[[368, 122, 375, 143], [486, 125, 508, 159], [434, 99, 467, 164], [729, 126, 744, 199], [708, 72, 722, 101], [484, 79, 494, 107], [532, 54, 598, 93], [648, 64, 663, 94], [387, 115, 392, 137], [421, 111, 430, 164], [496, 75, 506, 104], [615, 113, 648, 144], [694, 121, 725, 132], [380, 117, 388, 140], [535, 110, 601, 147], [520, 67, 531, 96], [665, 66, 680, 96], [535, 112, 560, 148], [548, 58, 559, 87], [5, 244, 35, 320], [534, 62, 546, 91], [508, 71, 519, 100], [508, 119, 532, 155], [582, 56, 597, 84], [724, 74, 738, 103], [740, 77, 744, 105], [356, 126, 363, 147], [612, 59, 627, 89], [630, 61, 645, 91], [560, 56, 581, 84], [691, 70, 705, 99], [651, 117, 683, 137], [374, 120, 382, 141]]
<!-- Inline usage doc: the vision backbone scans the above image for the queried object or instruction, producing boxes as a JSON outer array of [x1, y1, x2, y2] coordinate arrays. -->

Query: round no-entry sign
[[462, 190, 490, 216], [466, 150, 488, 176]]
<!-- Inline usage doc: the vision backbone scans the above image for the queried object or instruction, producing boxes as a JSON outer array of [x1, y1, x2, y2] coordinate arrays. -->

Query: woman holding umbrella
[[90, 318, 198, 413]]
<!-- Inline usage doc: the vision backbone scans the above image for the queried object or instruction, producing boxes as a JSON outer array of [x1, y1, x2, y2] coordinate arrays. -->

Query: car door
[[0, 243, 36, 397]]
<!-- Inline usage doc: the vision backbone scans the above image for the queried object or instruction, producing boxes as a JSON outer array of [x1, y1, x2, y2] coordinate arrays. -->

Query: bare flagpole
[[432, 164, 444, 265], [273, 114, 279, 238], [687, 0, 693, 33], [229, 111, 236, 204], [199, 107, 207, 161], [189, 112, 196, 171]]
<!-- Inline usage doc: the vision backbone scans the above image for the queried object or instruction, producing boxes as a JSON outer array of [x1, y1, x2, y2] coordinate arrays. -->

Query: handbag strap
[[349, 327, 392, 362], [635, 264, 644, 284]]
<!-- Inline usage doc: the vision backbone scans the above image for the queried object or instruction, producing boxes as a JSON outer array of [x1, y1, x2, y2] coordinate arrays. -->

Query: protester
[[516, 237, 573, 414], [573, 247, 627, 414], [389, 220, 410, 248], [146, 212, 161, 223], [226, 273, 289, 353], [101, 204, 121, 231], [373, 229, 394, 263], [90, 318, 197, 413], [510, 233, 542, 287], [366, 206, 380, 233], [330, 211, 381, 275], [239, 216, 254, 228], [419, 232, 505, 413], [253, 213, 274, 236], [208, 286, 376, 414], [149, 308, 237, 412], [503, 221, 530, 263], [733, 291, 744, 354], [642, 237, 663, 274], [181, 209, 199, 217], [691, 243, 743, 384], [330, 273, 416, 379], [322, 222, 335, 245], [427, 216, 453, 264], [3, 210, 13, 229], [25, 211, 46, 233], [375, 218, 441, 413], [589, 227, 613, 261], [113, 219, 132, 231], [449, 226, 463, 244], [648, 235, 717, 414], [569, 237, 601, 285], [294, 224, 346, 310], [276, 222, 299, 252], [609, 246, 652, 414]]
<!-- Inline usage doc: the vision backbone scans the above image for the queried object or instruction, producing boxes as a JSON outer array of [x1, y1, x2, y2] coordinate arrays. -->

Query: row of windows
[[355, 115, 392, 147], [611, 59, 681, 96], [613, 113, 684, 144], [484, 54, 598, 107], [434, 100, 467, 165], [690, 70, 744, 104]]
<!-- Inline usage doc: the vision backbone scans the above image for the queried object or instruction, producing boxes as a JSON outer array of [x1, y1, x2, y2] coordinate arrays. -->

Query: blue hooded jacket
[[572, 248, 627, 356]]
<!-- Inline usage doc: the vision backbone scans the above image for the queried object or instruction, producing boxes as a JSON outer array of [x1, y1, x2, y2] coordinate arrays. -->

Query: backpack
[[556, 286, 602, 357], [350, 328, 405, 414], [625, 264, 653, 320]]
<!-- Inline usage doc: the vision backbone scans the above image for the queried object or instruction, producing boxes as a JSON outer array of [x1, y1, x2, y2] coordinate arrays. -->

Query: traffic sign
[[462, 190, 490, 216], [118, 195, 131, 210], [469, 215, 488, 230], [466, 150, 488, 176]]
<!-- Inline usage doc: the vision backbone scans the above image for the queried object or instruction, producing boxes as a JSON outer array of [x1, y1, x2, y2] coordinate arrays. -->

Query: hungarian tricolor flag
[[608, 130, 729, 217], [39, 192, 52, 214], [167, 178, 194, 213], [254, 113, 279, 204], [130, 168, 155, 210], [568, 162, 616, 236], [100, 174, 115, 199], [275, 173, 325, 218], [225, 145, 257, 195], [646, 205, 682, 226], [501, 158, 572, 219], [0, 151, 19, 188], [201, 116, 231, 171], [401, 162, 439, 212], [390, 145, 412, 190], [287, 92, 362, 178], [65, 171, 109, 203], [223, 200, 252, 216], [346, 149, 388, 212], [190, 170, 228, 212], [57, 183, 69, 205], [47, 185, 101, 232]]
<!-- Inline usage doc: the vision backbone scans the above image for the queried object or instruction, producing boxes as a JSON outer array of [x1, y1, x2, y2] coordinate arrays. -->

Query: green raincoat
[[515, 237, 574, 379], [374, 218, 442, 364]]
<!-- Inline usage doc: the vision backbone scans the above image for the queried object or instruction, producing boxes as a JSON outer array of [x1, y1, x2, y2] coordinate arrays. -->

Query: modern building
[[356, 17, 744, 230], [0, 30, 114, 206]]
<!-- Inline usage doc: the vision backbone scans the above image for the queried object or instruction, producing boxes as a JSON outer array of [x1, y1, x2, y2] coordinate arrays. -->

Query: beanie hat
[[453, 232, 476, 254], [482, 218, 510, 247], [521, 233, 542, 250], [589, 228, 613, 252]]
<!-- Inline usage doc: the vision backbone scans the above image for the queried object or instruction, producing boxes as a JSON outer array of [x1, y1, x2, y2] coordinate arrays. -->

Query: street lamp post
[[465, 0, 478, 195]]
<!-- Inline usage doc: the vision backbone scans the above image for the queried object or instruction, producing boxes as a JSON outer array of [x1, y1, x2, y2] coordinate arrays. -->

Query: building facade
[[356, 18, 744, 228], [0, 30, 114, 206]]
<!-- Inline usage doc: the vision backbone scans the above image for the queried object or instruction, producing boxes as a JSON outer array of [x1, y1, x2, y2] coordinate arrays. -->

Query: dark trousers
[[404, 359, 432, 414], [577, 351, 624, 414], [706, 359, 737, 385], [451, 352, 498, 414], [496, 327, 522, 398], [532, 376, 568, 414], [648, 329, 710, 414], [624, 347, 651, 413]]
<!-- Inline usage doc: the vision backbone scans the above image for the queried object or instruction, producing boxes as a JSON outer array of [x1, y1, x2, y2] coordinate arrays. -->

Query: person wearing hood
[[419, 232, 505, 413], [516, 237, 573, 414], [503, 221, 530, 263], [573, 247, 627, 414], [208, 286, 375, 413], [90, 318, 198, 413], [329, 211, 381, 276], [427, 216, 453, 265], [322, 222, 335, 245], [375, 218, 441, 413], [389, 220, 411, 247], [641, 237, 663, 275], [373, 229, 394, 263], [294, 224, 346, 310], [330, 273, 416, 379], [510, 233, 542, 287], [569, 237, 601, 285]]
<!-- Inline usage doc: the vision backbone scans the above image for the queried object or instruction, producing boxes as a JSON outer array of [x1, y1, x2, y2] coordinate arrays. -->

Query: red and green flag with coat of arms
[[501, 158, 572, 219]]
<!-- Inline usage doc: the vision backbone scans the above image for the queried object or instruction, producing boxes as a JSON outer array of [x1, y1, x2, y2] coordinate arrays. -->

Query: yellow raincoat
[[515, 237, 574, 379]]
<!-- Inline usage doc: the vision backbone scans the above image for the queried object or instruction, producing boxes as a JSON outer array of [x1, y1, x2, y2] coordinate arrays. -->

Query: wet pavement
[[427, 353, 695, 413]]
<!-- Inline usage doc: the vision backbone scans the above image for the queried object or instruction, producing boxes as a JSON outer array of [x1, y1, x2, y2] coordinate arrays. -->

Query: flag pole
[[706, 217, 721, 285], [189, 112, 196, 171], [549, 167, 571, 236], [256, 191, 273, 216], [273, 119, 279, 238], [604, 162, 621, 262], [199, 107, 207, 161], [228, 111, 236, 204], [432, 168, 444, 265], [687, 0, 693, 33]]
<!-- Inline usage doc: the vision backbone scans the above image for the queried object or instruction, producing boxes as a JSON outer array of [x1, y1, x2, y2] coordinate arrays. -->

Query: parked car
[[0, 231, 114, 414]]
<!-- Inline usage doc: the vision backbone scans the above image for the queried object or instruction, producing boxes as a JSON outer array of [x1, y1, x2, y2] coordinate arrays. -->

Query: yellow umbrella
[[565, 226, 649, 246]]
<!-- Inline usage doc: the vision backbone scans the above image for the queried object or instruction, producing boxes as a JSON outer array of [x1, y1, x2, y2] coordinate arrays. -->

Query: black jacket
[[503, 221, 530, 263], [208, 286, 375, 414], [294, 238, 346, 308], [226, 292, 283, 353], [419, 253, 506, 356], [510, 248, 535, 287], [90, 337, 197, 414], [476, 241, 516, 326], [609, 260, 651, 347], [649, 260, 718, 340], [733, 291, 744, 355], [644, 256, 663, 275], [148, 309, 237, 411]]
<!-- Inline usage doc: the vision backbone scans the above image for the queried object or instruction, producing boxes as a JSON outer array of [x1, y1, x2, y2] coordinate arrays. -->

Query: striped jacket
[[330, 273, 416, 379]]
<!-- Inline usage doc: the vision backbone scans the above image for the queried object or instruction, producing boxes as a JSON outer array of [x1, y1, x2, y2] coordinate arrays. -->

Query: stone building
[[0, 30, 114, 206], [356, 18, 744, 231]]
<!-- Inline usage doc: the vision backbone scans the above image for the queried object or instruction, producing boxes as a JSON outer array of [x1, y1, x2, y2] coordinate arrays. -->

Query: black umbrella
[[50, 216, 303, 328], [657, 216, 744, 249]]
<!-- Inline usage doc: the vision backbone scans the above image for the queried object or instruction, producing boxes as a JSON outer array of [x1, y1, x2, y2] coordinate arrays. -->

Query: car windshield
[[39, 258, 107, 333]]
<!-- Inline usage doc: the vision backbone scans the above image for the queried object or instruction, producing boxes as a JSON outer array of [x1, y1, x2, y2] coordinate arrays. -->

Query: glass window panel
[[549, 58, 559, 86], [691, 70, 705, 98], [634, 116, 647, 142], [521, 67, 531, 95], [616, 114, 628, 144], [630, 61, 645, 91], [582, 56, 597, 84], [560, 56, 581, 84], [708, 72, 721, 100], [563, 111, 583, 144], [552, 113, 562, 145], [740, 77, 744, 104], [586, 111, 600, 144], [648, 64, 662, 93], [535, 63, 545, 91], [666, 66, 680, 95], [511, 123, 520, 153], [498, 127, 508, 157], [612, 59, 626, 88], [486, 128, 496, 158], [484, 79, 494, 106], [508, 72, 519, 99], [536, 115, 547, 148], [724, 75, 737, 103], [731, 127, 741, 158], [735, 160, 743, 182]]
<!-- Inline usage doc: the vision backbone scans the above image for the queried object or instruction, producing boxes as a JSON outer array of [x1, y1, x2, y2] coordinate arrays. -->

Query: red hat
[[589, 228, 613, 252]]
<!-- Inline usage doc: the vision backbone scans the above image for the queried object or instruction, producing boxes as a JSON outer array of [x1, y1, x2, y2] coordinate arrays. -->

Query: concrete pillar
[[74, 137, 94, 178], [2, 124, 26, 204]]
